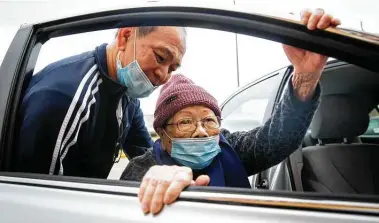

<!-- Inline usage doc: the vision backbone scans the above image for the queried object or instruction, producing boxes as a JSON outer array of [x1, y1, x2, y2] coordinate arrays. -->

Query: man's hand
[[283, 8, 341, 101], [138, 165, 210, 215]]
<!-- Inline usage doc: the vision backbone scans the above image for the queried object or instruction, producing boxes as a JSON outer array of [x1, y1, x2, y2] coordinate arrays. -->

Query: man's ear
[[116, 27, 133, 50]]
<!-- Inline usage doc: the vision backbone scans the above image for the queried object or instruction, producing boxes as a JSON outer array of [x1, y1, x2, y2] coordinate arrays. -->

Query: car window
[[27, 26, 287, 180], [4, 10, 379, 203], [221, 74, 281, 132], [362, 106, 379, 136]]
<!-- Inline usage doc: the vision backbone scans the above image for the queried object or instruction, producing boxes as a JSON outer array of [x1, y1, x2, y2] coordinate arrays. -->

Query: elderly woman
[[121, 9, 341, 215]]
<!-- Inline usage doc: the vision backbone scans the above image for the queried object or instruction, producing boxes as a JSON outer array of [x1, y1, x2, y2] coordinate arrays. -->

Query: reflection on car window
[[362, 106, 379, 136], [221, 74, 280, 132]]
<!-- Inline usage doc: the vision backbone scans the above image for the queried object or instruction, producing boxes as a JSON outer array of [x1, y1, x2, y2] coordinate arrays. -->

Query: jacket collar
[[94, 43, 126, 96]]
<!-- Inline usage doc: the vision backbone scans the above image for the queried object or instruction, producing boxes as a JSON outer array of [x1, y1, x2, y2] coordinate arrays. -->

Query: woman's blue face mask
[[163, 130, 221, 170]]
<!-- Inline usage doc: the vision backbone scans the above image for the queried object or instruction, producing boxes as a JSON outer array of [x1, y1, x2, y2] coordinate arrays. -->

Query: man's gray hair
[[115, 26, 187, 50]]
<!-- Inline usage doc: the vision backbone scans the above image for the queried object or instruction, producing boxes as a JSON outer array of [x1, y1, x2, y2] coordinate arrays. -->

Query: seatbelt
[[289, 146, 304, 192]]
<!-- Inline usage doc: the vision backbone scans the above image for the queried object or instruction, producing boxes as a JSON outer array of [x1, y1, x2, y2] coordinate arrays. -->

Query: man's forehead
[[152, 27, 185, 51], [162, 45, 183, 63], [153, 42, 184, 66]]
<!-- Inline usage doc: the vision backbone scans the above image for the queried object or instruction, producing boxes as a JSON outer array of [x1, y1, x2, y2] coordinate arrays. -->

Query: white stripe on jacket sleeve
[[58, 78, 103, 175], [49, 65, 97, 175]]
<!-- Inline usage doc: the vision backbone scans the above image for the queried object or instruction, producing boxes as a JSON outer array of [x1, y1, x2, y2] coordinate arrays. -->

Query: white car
[[1, 2, 379, 222]]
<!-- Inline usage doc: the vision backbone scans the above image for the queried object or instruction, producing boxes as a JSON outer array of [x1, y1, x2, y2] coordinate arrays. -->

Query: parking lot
[[107, 158, 129, 180]]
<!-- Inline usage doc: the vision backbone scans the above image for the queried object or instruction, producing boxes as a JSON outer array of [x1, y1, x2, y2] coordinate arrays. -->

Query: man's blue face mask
[[116, 30, 157, 98], [164, 130, 222, 170]]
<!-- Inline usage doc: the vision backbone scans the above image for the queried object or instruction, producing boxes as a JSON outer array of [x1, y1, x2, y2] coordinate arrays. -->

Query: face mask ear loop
[[133, 28, 137, 61], [117, 51, 122, 64], [162, 129, 173, 141], [161, 129, 174, 154]]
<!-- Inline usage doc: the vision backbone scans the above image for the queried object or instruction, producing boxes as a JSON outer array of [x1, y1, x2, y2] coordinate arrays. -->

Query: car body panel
[[2, 175, 379, 222]]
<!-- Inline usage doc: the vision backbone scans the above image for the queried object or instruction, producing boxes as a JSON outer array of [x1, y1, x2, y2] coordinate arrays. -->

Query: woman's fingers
[[163, 168, 193, 204], [195, 175, 210, 186], [138, 165, 194, 214], [150, 179, 171, 215], [300, 8, 312, 25], [301, 8, 341, 30], [307, 8, 325, 30], [141, 178, 159, 214], [138, 166, 211, 214], [331, 17, 342, 26], [317, 13, 333, 29], [138, 170, 152, 202]]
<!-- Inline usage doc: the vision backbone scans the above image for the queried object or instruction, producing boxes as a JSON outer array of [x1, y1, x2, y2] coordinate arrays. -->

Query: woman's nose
[[192, 122, 209, 138]]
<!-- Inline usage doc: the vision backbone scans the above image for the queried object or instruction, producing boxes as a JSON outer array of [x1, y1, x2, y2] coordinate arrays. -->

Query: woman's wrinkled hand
[[283, 8, 341, 101], [138, 165, 210, 215]]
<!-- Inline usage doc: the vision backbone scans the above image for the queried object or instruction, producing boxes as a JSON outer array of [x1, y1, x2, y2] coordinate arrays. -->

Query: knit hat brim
[[153, 75, 221, 132]]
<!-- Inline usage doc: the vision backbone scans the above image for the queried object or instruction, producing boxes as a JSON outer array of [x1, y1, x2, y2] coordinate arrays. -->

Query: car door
[[3, 172, 379, 223], [1, 3, 379, 222]]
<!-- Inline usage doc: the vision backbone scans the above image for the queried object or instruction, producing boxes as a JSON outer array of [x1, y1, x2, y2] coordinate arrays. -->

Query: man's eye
[[155, 52, 165, 63], [169, 66, 177, 74]]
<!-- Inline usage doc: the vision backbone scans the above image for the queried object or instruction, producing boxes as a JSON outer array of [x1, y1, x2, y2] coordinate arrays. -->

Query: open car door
[[1, 3, 379, 222]]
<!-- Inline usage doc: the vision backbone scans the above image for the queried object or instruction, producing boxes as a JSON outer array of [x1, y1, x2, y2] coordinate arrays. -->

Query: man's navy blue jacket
[[13, 44, 153, 178]]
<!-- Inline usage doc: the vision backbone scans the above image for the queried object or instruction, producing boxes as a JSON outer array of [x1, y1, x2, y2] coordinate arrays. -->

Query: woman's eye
[[179, 119, 192, 125], [205, 118, 217, 123]]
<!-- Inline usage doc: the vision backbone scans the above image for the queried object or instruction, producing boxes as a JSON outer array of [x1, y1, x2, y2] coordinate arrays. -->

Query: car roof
[[20, 1, 379, 46], [22, 1, 300, 25]]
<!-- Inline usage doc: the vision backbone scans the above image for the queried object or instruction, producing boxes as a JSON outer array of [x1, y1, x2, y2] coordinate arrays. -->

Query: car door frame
[[1, 5, 379, 220]]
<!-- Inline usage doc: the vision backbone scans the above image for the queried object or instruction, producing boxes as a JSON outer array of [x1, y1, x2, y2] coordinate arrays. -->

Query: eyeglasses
[[165, 116, 221, 132]]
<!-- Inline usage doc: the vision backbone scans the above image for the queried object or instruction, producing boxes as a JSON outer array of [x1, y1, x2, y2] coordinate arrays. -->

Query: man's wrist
[[291, 71, 321, 101]]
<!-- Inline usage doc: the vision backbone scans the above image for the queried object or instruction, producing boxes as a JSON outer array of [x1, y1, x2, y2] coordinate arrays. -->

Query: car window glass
[[221, 75, 280, 132], [28, 26, 286, 180], [34, 27, 287, 139], [236, 34, 288, 86]]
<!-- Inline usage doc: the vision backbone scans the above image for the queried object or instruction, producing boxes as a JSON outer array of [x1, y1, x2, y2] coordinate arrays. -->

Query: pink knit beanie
[[153, 74, 221, 132]]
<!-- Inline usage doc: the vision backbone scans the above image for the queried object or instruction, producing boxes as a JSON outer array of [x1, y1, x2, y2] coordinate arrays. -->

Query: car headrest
[[311, 95, 369, 139]]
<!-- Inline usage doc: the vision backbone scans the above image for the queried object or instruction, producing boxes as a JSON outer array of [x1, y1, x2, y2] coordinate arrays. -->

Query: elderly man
[[13, 26, 186, 178]]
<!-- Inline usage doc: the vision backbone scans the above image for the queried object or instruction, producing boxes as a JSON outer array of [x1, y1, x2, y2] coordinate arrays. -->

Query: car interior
[[300, 61, 379, 194]]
